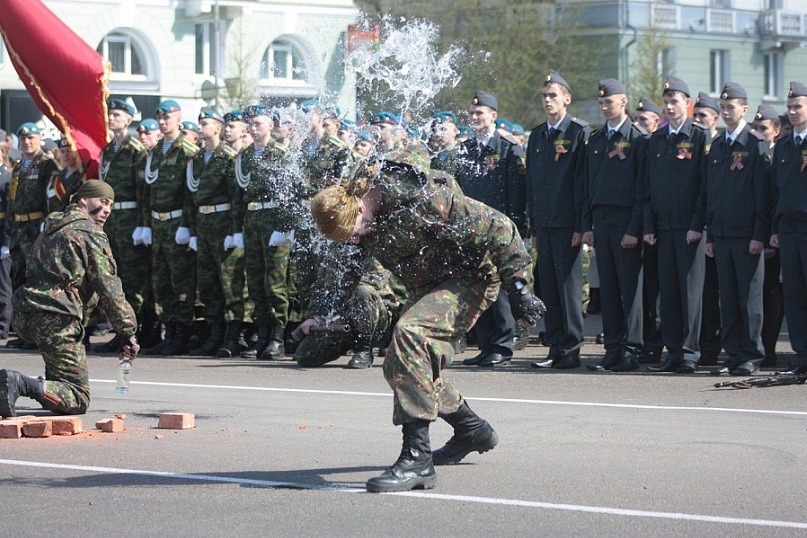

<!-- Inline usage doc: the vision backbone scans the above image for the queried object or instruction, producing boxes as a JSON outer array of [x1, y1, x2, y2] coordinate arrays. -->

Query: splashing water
[[347, 16, 463, 123]]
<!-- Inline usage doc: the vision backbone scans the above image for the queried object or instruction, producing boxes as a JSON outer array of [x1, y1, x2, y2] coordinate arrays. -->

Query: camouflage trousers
[[385, 276, 499, 425], [9, 219, 43, 292], [294, 283, 395, 367], [243, 210, 292, 326], [12, 309, 90, 415], [151, 217, 196, 324], [105, 207, 150, 314], [196, 211, 248, 323]]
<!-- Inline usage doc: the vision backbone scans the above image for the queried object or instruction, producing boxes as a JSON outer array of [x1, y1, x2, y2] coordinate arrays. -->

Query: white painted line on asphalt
[[2, 458, 806, 530], [91, 379, 807, 416]]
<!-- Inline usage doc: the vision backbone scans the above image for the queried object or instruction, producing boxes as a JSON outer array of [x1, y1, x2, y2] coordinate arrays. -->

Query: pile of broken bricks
[[0, 412, 195, 439]]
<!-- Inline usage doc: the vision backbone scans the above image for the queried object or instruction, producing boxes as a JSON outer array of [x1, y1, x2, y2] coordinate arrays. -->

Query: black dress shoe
[[778, 364, 807, 375], [555, 356, 581, 369], [5, 338, 25, 349], [710, 366, 731, 376], [463, 351, 489, 366], [530, 358, 556, 369], [611, 355, 639, 372], [637, 350, 661, 364], [595, 332, 605, 345], [479, 353, 511, 367], [648, 357, 681, 373], [676, 360, 697, 374], [587, 353, 620, 372], [730, 361, 758, 376]]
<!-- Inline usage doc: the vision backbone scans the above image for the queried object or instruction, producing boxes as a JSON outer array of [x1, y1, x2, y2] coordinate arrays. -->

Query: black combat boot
[[259, 324, 286, 360], [216, 322, 248, 358], [190, 321, 225, 356], [161, 323, 192, 356], [346, 336, 374, 369], [433, 402, 499, 466], [95, 333, 122, 353], [0, 369, 45, 418], [241, 323, 270, 358], [143, 322, 173, 355], [139, 319, 164, 350], [366, 420, 436, 493]]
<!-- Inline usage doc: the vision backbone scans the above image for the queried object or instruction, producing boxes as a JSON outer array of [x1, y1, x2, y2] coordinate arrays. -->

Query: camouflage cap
[[74, 179, 115, 202], [382, 145, 431, 174]]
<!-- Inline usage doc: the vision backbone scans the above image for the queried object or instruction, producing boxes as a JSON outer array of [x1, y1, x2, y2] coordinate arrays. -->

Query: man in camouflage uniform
[[310, 146, 544, 493], [0, 181, 138, 417], [137, 118, 162, 150], [94, 100, 153, 352], [428, 111, 460, 175], [294, 247, 406, 369], [223, 110, 248, 153], [141, 100, 199, 355], [46, 138, 86, 215], [236, 105, 300, 360], [183, 107, 246, 356]]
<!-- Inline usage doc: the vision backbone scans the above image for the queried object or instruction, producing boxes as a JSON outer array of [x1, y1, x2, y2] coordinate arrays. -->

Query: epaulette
[[500, 132, 519, 146], [327, 134, 347, 149], [571, 117, 589, 128], [632, 123, 649, 137], [128, 137, 146, 153], [749, 129, 765, 142], [181, 138, 200, 156], [220, 144, 238, 158]]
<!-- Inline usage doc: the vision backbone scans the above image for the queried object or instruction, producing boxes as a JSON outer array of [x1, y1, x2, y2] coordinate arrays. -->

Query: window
[[260, 39, 306, 81], [710, 50, 729, 94], [97, 33, 144, 77], [195, 22, 222, 76], [660, 47, 675, 79], [764, 52, 782, 98]]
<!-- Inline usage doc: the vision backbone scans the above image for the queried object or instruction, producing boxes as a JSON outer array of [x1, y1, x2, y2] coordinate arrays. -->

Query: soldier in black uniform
[[643, 77, 708, 374], [769, 81, 807, 376], [582, 79, 648, 372], [526, 70, 589, 370], [455, 91, 527, 368], [705, 82, 769, 377], [634, 97, 662, 135]]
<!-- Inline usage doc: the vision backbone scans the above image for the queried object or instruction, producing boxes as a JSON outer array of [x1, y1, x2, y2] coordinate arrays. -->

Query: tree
[[629, 19, 671, 106], [223, 18, 260, 109]]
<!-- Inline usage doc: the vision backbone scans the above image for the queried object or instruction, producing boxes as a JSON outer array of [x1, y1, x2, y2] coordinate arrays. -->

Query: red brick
[[158, 413, 195, 430], [95, 418, 124, 433], [22, 421, 52, 438], [50, 417, 83, 436], [0, 421, 23, 439]]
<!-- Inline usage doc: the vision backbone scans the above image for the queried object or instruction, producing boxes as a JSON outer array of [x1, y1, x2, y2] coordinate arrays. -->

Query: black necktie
[[607, 129, 614, 140], [796, 135, 803, 147]]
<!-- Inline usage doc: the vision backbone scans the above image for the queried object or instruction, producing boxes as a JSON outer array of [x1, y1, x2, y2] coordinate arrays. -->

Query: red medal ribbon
[[677, 148, 692, 160], [730, 154, 744, 171], [608, 147, 626, 160], [554, 144, 568, 162]]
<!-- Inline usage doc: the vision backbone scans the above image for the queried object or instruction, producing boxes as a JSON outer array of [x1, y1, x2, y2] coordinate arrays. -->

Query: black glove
[[509, 283, 546, 326]]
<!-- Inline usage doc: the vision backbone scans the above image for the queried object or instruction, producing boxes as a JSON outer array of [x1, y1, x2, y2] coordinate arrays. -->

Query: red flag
[[0, 0, 109, 176]]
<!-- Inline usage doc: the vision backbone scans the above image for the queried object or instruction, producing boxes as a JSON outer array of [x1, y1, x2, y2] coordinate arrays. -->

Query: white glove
[[268, 231, 287, 247], [233, 233, 244, 249], [132, 227, 144, 246], [189, 237, 198, 252], [288, 229, 296, 250], [141, 228, 153, 246], [175, 226, 191, 245], [0, 246, 9, 260], [223, 235, 235, 251]]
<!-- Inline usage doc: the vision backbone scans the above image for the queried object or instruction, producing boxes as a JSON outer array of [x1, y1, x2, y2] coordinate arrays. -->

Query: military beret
[[511, 124, 525, 136], [544, 70, 570, 92], [108, 98, 136, 116], [431, 111, 457, 125], [598, 79, 627, 97], [457, 124, 474, 138], [636, 97, 662, 116], [198, 107, 224, 123], [223, 110, 246, 123], [137, 118, 159, 133], [244, 104, 271, 119], [720, 82, 747, 100], [74, 179, 115, 202], [155, 99, 181, 115], [271, 108, 294, 125], [496, 118, 513, 132], [16, 122, 41, 137], [355, 130, 374, 143], [338, 118, 355, 131], [41, 138, 57, 152], [754, 104, 779, 122], [370, 112, 401, 126], [181, 121, 199, 133], [662, 76, 690, 97], [300, 98, 320, 113], [694, 92, 719, 113], [788, 81, 807, 98], [471, 90, 498, 111], [323, 105, 341, 119]]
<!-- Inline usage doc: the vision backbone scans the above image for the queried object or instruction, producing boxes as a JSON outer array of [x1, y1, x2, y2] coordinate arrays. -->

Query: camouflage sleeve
[[84, 230, 137, 336]]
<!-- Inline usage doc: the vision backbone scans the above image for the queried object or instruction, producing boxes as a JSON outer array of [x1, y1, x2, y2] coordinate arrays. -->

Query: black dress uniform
[[705, 85, 770, 375], [643, 79, 708, 373], [770, 81, 807, 374], [526, 104, 589, 367]]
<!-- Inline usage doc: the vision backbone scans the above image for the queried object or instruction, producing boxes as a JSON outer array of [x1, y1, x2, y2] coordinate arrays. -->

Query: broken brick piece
[[0, 420, 23, 439], [51, 417, 83, 436], [95, 418, 124, 433], [158, 413, 195, 430], [22, 421, 52, 438]]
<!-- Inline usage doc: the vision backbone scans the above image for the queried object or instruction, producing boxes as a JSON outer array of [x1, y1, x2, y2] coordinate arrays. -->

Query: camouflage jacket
[[305, 133, 353, 192], [183, 142, 239, 235], [142, 133, 199, 221], [360, 168, 533, 293], [13, 204, 136, 335], [100, 134, 148, 226], [9, 150, 60, 218]]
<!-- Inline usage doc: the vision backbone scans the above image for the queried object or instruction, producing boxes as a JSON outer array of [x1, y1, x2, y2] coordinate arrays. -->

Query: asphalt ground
[[1, 316, 805, 537]]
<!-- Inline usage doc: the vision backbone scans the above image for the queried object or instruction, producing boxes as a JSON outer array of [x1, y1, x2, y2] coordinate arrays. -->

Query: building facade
[[0, 0, 359, 133]]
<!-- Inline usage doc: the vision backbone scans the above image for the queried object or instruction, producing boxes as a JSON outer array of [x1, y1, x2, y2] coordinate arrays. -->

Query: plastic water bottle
[[116, 359, 132, 393]]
